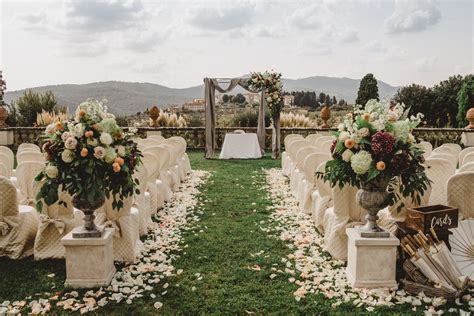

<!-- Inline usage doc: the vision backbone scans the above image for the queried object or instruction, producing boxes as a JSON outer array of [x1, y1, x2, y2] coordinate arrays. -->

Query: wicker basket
[[402, 259, 469, 300]]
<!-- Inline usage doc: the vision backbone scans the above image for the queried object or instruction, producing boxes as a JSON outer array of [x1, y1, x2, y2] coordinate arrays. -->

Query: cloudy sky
[[0, 0, 472, 91]]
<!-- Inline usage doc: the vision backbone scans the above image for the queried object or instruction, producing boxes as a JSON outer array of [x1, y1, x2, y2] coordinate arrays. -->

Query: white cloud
[[385, 0, 441, 34], [289, 3, 332, 30], [416, 56, 438, 72], [187, 2, 256, 31]]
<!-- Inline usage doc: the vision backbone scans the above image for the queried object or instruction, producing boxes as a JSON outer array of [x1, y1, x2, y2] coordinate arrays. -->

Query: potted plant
[[35, 99, 142, 238], [318, 100, 431, 237]]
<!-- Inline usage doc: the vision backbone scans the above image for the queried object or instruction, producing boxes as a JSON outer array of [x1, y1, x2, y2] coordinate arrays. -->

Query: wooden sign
[[406, 204, 459, 232]]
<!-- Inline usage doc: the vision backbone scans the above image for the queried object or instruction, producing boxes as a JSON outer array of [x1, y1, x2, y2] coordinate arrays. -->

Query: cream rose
[[64, 137, 78, 150], [357, 127, 370, 138], [45, 165, 59, 179], [61, 132, 71, 141], [338, 131, 350, 141], [342, 149, 354, 162], [70, 123, 85, 138], [61, 149, 74, 163], [100, 133, 113, 146], [93, 146, 106, 159], [104, 147, 117, 163], [45, 124, 56, 135], [116, 145, 126, 157], [87, 138, 99, 147]]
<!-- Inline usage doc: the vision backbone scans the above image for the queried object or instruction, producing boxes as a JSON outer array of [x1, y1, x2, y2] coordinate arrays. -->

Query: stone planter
[[356, 177, 390, 238], [72, 193, 105, 238]]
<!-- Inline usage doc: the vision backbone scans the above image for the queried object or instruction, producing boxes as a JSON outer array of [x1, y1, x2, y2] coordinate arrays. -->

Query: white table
[[219, 133, 262, 159]]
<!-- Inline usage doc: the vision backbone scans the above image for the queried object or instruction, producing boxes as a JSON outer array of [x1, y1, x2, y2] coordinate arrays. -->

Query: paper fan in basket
[[450, 219, 474, 280]]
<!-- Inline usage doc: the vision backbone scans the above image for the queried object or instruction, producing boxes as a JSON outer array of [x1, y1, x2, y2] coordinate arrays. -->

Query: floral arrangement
[[246, 71, 283, 118], [319, 99, 431, 210], [35, 99, 141, 211]]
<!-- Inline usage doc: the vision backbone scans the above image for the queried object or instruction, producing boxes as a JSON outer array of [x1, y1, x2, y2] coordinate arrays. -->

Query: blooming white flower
[[116, 145, 126, 157], [45, 124, 56, 135], [61, 132, 71, 141], [93, 146, 105, 159], [64, 137, 78, 150], [393, 120, 410, 142], [100, 133, 113, 146], [337, 123, 345, 132], [266, 97, 272, 103], [104, 147, 117, 163], [407, 133, 415, 143], [372, 120, 385, 131], [342, 149, 354, 162], [87, 138, 99, 147], [70, 123, 85, 138], [350, 150, 373, 174], [75, 99, 108, 122], [61, 149, 74, 163], [45, 165, 58, 178], [357, 127, 370, 138], [338, 131, 350, 141]]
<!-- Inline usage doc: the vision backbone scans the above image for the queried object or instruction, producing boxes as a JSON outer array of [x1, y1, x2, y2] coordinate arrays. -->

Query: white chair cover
[[447, 172, 474, 220], [0, 177, 39, 259], [148, 135, 165, 143], [16, 161, 45, 206], [438, 143, 462, 157], [17, 151, 45, 165], [459, 147, 474, 166], [458, 162, 474, 173], [0, 146, 14, 171], [0, 152, 13, 177], [17, 143, 41, 153], [323, 185, 365, 261], [168, 136, 191, 175], [432, 145, 459, 163], [0, 162, 8, 178], [312, 162, 333, 230], [298, 153, 330, 213], [314, 136, 335, 151], [418, 141, 433, 159], [159, 143, 181, 189], [133, 163, 153, 236], [165, 137, 187, 180], [425, 158, 455, 205], [143, 146, 173, 201], [141, 152, 165, 211], [291, 146, 317, 193], [461, 152, 474, 166], [282, 136, 304, 176], [305, 134, 322, 144], [96, 196, 142, 263], [34, 190, 84, 260], [137, 138, 162, 151], [430, 152, 457, 169]]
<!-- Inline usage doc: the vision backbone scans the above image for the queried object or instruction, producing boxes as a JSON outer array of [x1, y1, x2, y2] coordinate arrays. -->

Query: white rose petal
[[100, 133, 113, 146], [44, 165, 58, 179]]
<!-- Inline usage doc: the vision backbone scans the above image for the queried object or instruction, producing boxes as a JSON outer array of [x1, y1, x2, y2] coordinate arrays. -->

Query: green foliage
[[5, 102, 18, 127], [432, 75, 466, 127], [456, 77, 474, 127], [393, 84, 435, 125], [356, 73, 379, 106], [231, 110, 271, 127], [188, 113, 204, 127], [234, 93, 246, 104], [222, 94, 229, 103], [291, 91, 318, 109], [15, 90, 58, 126]]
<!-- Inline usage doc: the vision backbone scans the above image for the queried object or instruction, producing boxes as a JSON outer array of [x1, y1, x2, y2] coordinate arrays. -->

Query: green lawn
[[0, 151, 459, 314]]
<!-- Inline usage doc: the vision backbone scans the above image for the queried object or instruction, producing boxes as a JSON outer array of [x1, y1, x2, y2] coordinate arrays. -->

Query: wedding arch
[[203, 71, 283, 159]]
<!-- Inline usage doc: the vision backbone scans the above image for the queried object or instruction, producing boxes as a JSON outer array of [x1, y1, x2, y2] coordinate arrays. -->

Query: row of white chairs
[[0, 136, 192, 263], [281, 135, 474, 261]]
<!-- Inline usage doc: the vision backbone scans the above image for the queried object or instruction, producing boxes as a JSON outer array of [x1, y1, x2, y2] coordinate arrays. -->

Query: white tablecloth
[[219, 133, 262, 159]]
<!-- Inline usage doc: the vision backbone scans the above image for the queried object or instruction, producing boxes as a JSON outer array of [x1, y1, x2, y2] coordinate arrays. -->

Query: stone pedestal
[[346, 228, 399, 289], [0, 130, 14, 146], [61, 228, 116, 289], [146, 130, 162, 137], [461, 132, 474, 147]]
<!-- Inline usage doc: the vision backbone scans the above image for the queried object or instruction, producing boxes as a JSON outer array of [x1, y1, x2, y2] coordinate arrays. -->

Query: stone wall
[[1, 126, 474, 150]]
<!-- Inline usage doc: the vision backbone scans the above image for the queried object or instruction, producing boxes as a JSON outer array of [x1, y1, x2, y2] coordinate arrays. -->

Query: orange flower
[[112, 162, 121, 173], [85, 131, 93, 138], [344, 138, 355, 149], [376, 161, 386, 171], [114, 157, 124, 166], [362, 113, 371, 121], [55, 121, 64, 130], [80, 148, 89, 157], [78, 110, 86, 118], [91, 124, 99, 130]]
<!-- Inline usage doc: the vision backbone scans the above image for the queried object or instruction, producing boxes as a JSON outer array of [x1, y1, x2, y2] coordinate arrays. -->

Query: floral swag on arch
[[203, 70, 284, 159]]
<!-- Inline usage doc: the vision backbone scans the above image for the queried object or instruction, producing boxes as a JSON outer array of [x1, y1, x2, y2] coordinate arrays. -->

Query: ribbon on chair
[[39, 214, 66, 235], [0, 216, 10, 236], [103, 220, 122, 238]]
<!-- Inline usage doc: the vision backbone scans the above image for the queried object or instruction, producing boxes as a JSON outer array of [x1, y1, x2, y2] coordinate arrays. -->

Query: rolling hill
[[4, 76, 400, 115]]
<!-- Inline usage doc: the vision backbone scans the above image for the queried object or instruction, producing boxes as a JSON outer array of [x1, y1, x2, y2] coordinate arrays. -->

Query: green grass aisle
[[155, 151, 348, 314]]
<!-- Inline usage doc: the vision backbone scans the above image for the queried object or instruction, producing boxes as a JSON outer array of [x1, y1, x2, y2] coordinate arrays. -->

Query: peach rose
[[55, 121, 64, 130], [344, 138, 355, 149], [362, 113, 371, 121], [78, 110, 86, 118], [80, 148, 89, 157], [112, 162, 121, 173], [114, 157, 124, 166], [85, 131, 94, 138], [376, 161, 386, 171]]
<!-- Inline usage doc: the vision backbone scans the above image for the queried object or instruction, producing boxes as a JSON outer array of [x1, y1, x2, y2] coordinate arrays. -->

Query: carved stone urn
[[0, 105, 8, 128], [466, 108, 474, 129], [71, 193, 105, 238], [356, 176, 390, 238], [320, 106, 331, 128], [149, 106, 160, 127]]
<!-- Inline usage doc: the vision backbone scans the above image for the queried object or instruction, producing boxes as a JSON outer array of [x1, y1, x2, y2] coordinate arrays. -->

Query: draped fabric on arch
[[204, 77, 267, 159]]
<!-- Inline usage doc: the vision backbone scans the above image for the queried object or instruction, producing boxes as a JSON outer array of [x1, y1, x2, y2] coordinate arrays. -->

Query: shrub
[[15, 90, 59, 126]]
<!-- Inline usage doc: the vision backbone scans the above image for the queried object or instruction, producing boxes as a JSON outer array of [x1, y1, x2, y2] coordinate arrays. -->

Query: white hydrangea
[[393, 120, 410, 142], [100, 133, 113, 146], [75, 99, 108, 122], [61, 149, 75, 163], [69, 123, 85, 138], [104, 147, 117, 163], [350, 150, 373, 175]]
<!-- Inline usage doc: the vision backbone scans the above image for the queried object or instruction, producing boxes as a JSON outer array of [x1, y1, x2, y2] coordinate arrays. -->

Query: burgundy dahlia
[[391, 151, 410, 173], [371, 131, 395, 156]]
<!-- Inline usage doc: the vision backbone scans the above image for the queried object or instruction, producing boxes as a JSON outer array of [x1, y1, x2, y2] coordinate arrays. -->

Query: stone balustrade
[[1, 126, 474, 150]]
